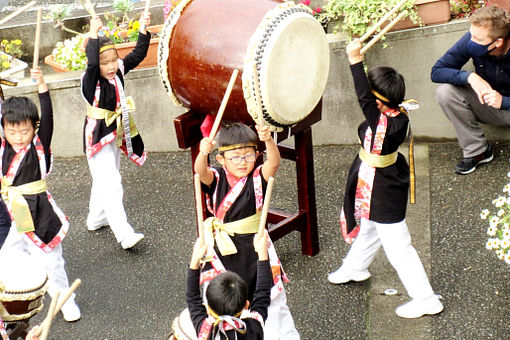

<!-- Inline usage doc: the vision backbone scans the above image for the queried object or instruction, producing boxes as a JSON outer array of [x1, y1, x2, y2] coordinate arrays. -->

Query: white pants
[[0, 226, 75, 305], [342, 219, 435, 300], [265, 287, 300, 340], [87, 142, 135, 243]]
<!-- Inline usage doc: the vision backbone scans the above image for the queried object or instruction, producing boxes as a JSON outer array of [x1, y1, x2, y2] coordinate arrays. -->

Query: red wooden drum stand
[[174, 101, 321, 256]]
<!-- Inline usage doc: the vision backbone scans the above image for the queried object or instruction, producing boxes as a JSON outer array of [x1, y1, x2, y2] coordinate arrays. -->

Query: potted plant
[[450, 0, 488, 19], [320, 0, 450, 37], [44, 0, 162, 73], [0, 39, 28, 80]]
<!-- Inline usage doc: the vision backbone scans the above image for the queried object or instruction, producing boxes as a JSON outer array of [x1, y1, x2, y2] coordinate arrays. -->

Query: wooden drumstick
[[83, 0, 97, 18], [0, 1, 36, 27], [251, 62, 264, 127], [33, 8, 42, 68], [51, 279, 82, 318], [194, 173, 205, 244], [39, 290, 60, 340], [360, 12, 406, 55], [208, 69, 239, 140], [359, 0, 409, 43], [35, 279, 81, 337], [257, 176, 274, 236]]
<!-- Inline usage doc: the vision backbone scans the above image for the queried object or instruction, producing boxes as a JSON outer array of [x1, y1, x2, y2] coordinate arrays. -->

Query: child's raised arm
[[346, 39, 364, 65], [194, 137, 215, 186], [257, 125, 280, 181]]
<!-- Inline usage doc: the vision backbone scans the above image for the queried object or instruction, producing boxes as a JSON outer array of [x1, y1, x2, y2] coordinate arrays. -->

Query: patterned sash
[[201, 166, 288, 298], [0, 318, 8, 340], [81, 60, 147, 166], [340, 109, 399, 244], [0, 137, 69, 253], [198, 309, 264, 340]]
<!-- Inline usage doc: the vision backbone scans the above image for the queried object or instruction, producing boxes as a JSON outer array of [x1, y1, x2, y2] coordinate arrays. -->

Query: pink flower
[[299, 0, 311, 5], [315, 7, 322, 13]]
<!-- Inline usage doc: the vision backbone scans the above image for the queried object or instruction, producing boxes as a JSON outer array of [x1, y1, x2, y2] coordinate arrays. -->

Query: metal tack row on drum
[[158, 0, 330, 131]]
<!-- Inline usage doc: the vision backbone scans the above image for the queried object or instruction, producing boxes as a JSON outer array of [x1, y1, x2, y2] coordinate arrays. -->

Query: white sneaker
[[327, 266, 370, 284], [395, 295, 443, 318], [61, 301, 81, 322], [87, 219, 108, 231], [121, 233, 144, 249]]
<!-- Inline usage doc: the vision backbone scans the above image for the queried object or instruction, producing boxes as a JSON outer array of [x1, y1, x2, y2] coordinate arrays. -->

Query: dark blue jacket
[[431, 32, 510, 110]]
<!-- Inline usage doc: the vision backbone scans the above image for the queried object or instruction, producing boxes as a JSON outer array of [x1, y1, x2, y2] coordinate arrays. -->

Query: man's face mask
[[467, 39, 497, 57]]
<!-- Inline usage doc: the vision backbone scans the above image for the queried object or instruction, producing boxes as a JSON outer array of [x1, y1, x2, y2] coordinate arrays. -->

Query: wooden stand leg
[[295, 127, 319, 256]]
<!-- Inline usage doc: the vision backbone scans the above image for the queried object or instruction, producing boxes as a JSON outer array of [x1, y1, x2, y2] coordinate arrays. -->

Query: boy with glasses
[[195, 122, 299, 339]]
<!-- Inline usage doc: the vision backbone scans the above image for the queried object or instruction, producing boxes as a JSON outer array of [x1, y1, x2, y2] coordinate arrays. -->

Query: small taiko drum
[[0, 252, 48, 324], [169, 308, 197, 340], [158, 0, 330, 131]]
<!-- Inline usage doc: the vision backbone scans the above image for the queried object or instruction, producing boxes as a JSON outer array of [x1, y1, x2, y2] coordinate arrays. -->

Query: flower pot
[[114, 24, 162, 69], [488, 0, 510, 12], [0, 52, 28, 80], [388, 0, 451, 32], [44, 54, 71, 73]]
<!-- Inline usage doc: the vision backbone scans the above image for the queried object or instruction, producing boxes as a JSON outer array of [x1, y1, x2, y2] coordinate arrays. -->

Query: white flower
[[503, 223, 510, 232], [480, 209, 490, 220], [501, 238, 510, 250], [487, 225, 497, 236], [497, 209, 505, 217], [490, 216, 500, 227], [504, 183, 510, 193], [486, 238, 496, 250], [493, 238, 501, 249], [503, 229, 510, 239], [495, 196, 506, 208], [496, 249, 505, 260], [505, 251, 510, 264], [507, 171, 510, 178]]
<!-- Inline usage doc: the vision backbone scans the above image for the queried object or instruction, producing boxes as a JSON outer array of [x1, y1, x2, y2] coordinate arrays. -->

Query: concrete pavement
[[10, 141, 507, 340]]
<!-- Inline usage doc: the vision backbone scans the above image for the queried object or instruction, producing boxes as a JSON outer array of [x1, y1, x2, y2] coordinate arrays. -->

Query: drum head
[[243, 3, 330, 128], [0, 251, 47, 292], [171, 308, 197, 340]]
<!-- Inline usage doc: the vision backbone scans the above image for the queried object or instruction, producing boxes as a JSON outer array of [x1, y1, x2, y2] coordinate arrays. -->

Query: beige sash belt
[[358, 148, 398, 168], [1, 177, 47, 233], [86, 96, 139, 146], [204, 214, 260, 256]]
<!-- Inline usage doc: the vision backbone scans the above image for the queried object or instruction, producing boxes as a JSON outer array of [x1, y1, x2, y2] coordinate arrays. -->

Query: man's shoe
[[121, 233, 144, 249], [455, 143, 493, 175], [395, 295, 443, 319], [61, 301, 81, 322], [327, 266, 370, 284]]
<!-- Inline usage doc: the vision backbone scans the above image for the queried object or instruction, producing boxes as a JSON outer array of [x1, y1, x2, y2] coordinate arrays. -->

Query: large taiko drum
[[0, 252, 48, 324], [158, 0, 330, 131], [168, 308, 197, 340]]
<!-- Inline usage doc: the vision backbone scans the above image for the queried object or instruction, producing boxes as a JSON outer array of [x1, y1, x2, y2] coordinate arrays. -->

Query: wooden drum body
[[158, 0, 329, 130], [0, 252, 48, 323]]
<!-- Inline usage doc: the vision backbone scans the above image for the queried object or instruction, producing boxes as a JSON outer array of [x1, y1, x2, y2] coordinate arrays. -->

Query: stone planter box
[[0, 52, 28, 80], [389, 0, 451, 31]]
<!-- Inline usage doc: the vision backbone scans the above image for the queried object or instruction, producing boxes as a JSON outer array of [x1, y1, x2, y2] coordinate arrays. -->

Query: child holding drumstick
[[328, 39, 443, 318], [195, 122, 300, 339], [0, 67, 80, 322], [81, 8, 151, 249]]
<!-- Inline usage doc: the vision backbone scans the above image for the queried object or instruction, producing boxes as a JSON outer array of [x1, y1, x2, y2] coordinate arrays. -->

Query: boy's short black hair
[[1, 96, 39, 128], [368, 66, 406, 110], [217, 122, 257, 155], [206, 271, 248, 316]]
